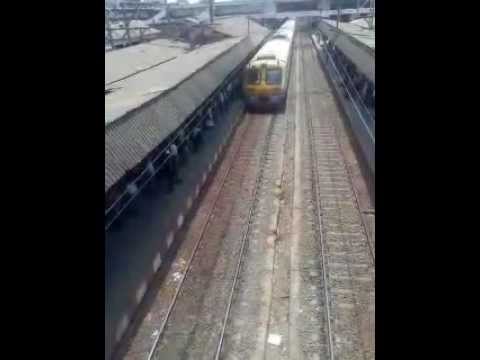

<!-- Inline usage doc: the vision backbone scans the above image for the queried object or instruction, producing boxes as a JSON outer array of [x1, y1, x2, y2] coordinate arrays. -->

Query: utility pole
[[336, 6, 340, 28], [372, 0, 375, 29], [209, 0, 214, 24], [358, 0, 374, 29], [106, 10, 114, 49], [126, 20, 131, 45], [367, 0, 374, 30]]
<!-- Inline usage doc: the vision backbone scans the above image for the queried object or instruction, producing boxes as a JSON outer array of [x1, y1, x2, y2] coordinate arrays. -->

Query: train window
[[266, 69, 282, 85], [246, 68, 261, 84]]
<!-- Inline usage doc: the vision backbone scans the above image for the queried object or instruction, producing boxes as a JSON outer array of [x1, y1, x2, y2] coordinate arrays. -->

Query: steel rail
[[214, 113, 276, 360], [300, 36, 335, 360], [146, 111, 254, 360]]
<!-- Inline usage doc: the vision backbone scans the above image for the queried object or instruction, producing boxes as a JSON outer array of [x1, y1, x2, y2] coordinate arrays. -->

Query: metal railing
[[105, 29, 273, 231], [105, 76, 240, 231], [322, 39, 375, 138], [312, 32, 375, 174], [105, 26, 161, 49]]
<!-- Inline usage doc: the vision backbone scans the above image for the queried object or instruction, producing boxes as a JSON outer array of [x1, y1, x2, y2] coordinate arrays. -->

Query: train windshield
[[266, 68, 282, 85], [246, 68, 261, 84]]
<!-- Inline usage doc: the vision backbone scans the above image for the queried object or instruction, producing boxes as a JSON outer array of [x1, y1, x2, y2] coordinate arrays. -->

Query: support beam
[[318, 0, 331, 11], [209, 0, 214, 24]]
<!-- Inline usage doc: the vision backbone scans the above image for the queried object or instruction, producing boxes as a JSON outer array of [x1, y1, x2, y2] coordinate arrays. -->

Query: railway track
[[214, 112, 278, 360], [117, 29, 374, 360], [311, 35, 375, 261], [146, 112, 277, 360], [217, 109, 290, 359], [299, 33, 374, 360]]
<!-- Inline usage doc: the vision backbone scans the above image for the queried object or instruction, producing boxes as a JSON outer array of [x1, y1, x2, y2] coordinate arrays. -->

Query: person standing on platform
[[166, 142, 180, 192], [178, 128, 190, 156], [191, 126, 202, 152], [206, 109, 215, 129]]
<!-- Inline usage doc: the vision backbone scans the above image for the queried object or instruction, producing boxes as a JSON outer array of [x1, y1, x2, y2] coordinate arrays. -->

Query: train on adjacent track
[[243, 19, 296, 112]]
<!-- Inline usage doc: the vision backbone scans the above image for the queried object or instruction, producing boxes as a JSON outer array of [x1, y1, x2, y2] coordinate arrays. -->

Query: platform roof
[[105, 38, 190, 86], [105, 17, 269, 192], [325, 19, 375, 51]]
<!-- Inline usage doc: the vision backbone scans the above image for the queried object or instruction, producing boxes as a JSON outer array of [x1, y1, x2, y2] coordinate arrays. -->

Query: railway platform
[[316, 18, 374, 84], [105, 16, 273, 359], [313, 18, 375, 173], [105, 16, 269, 198]]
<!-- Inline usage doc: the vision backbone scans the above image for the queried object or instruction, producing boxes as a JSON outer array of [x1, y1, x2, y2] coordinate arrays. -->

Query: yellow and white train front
[[243, 20, 295, 110], [244, 61, 286, 108]]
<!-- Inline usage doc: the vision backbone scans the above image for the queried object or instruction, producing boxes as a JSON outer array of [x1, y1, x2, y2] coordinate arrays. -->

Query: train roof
[[271, 30, 293, 41], [279, 19, 296, 28], [249, 38, 291, 67], [270, 20, 295, 41], [247, 20, 295, 68]]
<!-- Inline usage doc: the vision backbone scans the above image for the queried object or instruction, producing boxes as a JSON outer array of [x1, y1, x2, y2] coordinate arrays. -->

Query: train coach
[[243, 20, 296, 112]]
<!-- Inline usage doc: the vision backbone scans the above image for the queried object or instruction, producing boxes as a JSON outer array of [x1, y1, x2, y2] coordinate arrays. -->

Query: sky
[[156, 0, 248, 3], [107, 0, 261, 5], [170, 0, 244, 3]]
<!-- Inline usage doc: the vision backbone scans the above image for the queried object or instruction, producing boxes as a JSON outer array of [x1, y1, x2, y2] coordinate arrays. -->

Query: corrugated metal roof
[[105, 37, 243, 126], [212, 16, 262, 38], [105, 39, 190, 86], [105, 17, 269, 192]]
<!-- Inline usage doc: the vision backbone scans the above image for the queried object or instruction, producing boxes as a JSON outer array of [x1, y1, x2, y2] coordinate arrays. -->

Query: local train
[[243, 20, 296, 111]]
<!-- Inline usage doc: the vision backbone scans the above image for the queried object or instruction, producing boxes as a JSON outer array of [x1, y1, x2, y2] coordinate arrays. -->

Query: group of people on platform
[[106, 83, 237, 227], [165, 113, 216, 192]]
